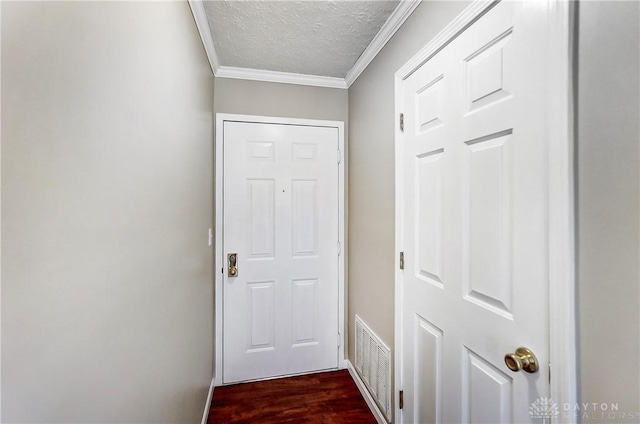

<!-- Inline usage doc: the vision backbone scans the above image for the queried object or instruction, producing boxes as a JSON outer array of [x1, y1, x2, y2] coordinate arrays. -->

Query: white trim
[[188, 0, 419, 89], [345, 0, 421, 87], [188, 0, 219, 75], [346, 360, 387, 424], [200, 378, 215, 424], [393, 69, 405, 424], [214, 111, 223, 386], [393, 1, 577, 423], [547, 1, 578, 419], [216, 66, 348, 89], [214, 113, 346, 386], [0, 2, 3, 419]]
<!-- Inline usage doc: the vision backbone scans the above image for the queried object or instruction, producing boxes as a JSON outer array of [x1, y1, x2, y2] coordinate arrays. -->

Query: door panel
[[463, 131, 512, 317], [247, 179, 275, 258], [292, 180, 318, 255], [414, 315, 442, 424], [400, 2, 550, 422], [223, 122, 339, 384], [463, 349, 513, 424], [247, 281, 275, 351], [415, 149, 444, 288], [292, 279, 318, 345]]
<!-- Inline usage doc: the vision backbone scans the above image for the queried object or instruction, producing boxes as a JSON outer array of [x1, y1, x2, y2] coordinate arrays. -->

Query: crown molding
[[188, 0, 420, 90], [188, 0, 220, 74], [345, 0, 421, 87], [216, 66, 348, 89]]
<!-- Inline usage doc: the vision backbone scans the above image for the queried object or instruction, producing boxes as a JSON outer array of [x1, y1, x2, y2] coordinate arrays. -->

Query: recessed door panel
[[414, 315, 443, 424], [246, 281, 275, 351], [293, 143, 318, 162], [463, 349, 513, 424], [248, 179, 275, 258], [248, 141, 275, 161], [465, 30, 513, 112], [416, 75, 445, 133], [292, 279, 318, 346], [292, 180, 318, 256], [463, 131, 512, 317], [415, 149, 445, 288]]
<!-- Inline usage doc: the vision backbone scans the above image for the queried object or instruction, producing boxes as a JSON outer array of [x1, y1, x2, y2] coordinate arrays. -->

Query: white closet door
[[400, 2, 551, 422]]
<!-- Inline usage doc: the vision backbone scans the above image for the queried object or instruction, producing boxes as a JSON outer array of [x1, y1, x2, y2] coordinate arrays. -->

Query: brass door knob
[[227, 253, 238, 277], [504, 347, 538, 373]]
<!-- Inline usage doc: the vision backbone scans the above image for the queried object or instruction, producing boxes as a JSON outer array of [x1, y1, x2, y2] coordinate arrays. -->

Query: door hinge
[[337, 241, 342, 256], [399, 113, 404, 132], [337, 149, 341, 164], [549, 363, 551, 385], [399, 390, 404, 409], [337, 332, 341, 347], [399, 251, 404, 270]]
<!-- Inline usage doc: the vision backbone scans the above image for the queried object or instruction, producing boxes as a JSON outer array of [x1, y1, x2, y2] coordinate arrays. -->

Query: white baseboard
[[200, 377, 215, 424], [346, 360, 388, 424]]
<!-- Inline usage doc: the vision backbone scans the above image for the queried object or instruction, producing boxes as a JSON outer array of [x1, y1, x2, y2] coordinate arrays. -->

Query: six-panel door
[[223, 121, 339, 384], [400, 2, 551, 422]]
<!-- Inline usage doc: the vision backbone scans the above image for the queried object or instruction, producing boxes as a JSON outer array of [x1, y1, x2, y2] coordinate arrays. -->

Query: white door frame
[[393, 0, 577, 422], [214, 113, 346, 386]]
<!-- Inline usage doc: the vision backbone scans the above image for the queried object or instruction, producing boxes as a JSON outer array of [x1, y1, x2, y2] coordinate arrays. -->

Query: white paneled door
[[222, 120, 340, 384], [398, 2, 560, 423]]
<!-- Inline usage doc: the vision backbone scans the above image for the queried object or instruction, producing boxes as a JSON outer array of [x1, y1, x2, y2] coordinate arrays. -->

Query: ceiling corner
[[345, 0, 421, 87], [188, 0, 220, 75]]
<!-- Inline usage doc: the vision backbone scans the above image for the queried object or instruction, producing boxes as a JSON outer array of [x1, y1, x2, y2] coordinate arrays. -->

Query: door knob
[[504, 347, 538, 373], [227, 253, 238, 277]]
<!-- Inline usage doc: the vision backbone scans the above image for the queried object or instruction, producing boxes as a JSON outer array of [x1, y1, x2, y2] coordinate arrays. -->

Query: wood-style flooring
[[207, 370, 377, 423]]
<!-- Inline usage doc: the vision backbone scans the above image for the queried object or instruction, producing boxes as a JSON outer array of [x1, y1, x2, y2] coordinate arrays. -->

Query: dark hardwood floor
[[208, 370, 377, 423]]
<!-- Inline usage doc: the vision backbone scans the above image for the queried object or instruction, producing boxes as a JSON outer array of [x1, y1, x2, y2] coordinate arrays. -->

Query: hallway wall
[[576, 1, 640, 418], [1, 2, 214, 422], [214, 78, 348, 123]]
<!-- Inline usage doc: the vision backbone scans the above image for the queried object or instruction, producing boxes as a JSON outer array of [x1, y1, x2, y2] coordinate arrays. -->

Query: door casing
[[393, 0, 577, 421], [214, 113, 346, 386]]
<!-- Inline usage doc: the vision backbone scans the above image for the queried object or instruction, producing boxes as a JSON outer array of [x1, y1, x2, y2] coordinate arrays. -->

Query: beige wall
[[213, 78, 348, 122], [577, 1, 640, 418], [347, 0, 470, 395], [1, 2, 214, 422]]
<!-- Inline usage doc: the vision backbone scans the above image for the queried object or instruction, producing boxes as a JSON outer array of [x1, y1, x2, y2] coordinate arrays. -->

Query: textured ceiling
[[203, 1, 400, 78]]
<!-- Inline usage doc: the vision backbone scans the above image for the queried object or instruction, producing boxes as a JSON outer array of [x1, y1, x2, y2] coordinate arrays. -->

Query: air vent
[[355, 315, 391, 422]]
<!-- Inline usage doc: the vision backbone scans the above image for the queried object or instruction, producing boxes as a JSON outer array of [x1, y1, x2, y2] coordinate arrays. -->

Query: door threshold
[[221, 367, 339, 386]]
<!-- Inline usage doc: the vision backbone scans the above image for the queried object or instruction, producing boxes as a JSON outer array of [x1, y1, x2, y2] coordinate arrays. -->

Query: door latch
[[227, 253, 238, 277]]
